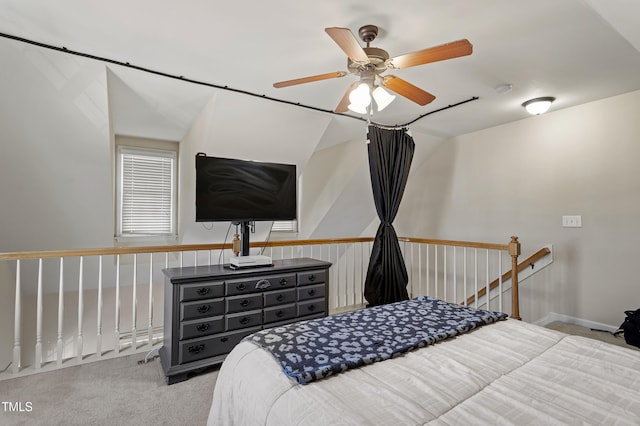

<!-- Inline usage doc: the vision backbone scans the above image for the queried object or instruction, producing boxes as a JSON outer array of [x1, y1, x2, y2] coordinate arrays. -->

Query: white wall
[[0, 40, 113, 254], [395, 89, 640, 327], [177, 91, 334, 250]]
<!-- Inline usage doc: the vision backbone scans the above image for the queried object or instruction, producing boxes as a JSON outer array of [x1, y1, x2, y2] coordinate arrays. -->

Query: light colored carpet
[[545, 321, 639, 351], [0, 352, 218, 426]]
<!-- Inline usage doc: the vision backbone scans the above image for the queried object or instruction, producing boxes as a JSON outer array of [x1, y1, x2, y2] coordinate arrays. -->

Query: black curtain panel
[[364, 125, 415, 307]]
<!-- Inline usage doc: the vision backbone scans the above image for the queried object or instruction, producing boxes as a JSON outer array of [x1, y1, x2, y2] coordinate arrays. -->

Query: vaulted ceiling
[[2, 0, 640, 150]]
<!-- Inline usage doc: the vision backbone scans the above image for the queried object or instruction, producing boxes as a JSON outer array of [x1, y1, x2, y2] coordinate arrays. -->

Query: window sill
[[115, 235, 178, 246]]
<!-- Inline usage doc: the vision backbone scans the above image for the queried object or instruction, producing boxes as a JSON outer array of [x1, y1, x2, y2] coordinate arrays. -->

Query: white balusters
[[485, 250, 490, 310], [13, 259, 21, 373], [350, 243, 356, 306], [474, 249, 479, 308], [443, 246, 448, 300], [416, 244, 422, 297], [453, 247, 457, 305], [148, 253, 154, 347], [0, 237, 522, 379], [131, 254, 138, 350], [115, 255, 120, 354], [35, 259, 43, 369], [463, 248, 468, 306], [57, 258, 64, 365], [77, 256, 84, 361], [96, 256, 103, 358], [498, 252, 503, 312], [434, 245, 439, 300]]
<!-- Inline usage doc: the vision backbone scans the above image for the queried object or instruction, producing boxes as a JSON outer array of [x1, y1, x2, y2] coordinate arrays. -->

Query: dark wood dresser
[[159, 257, 331, 384]]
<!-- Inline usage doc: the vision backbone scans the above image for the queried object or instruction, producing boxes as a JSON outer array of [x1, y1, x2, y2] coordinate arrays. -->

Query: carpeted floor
[[545, 321, 639, 351], [0, 352, 218, 426]]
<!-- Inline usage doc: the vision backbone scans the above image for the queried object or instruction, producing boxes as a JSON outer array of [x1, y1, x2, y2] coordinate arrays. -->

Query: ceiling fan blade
[[381, 75, 436, 106], [273, 71, 348, 88], [325, 27, 369, 63], [388, 39, 473, 69], [335, 82, 359, 113]]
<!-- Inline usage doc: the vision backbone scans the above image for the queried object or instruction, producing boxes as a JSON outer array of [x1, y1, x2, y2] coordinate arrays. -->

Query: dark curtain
[[364, 125, 415, 307]]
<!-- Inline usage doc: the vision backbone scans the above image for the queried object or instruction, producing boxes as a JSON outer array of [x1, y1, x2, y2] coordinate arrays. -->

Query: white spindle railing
[[35, 258, 43, 369], [97, 256, 103, 358], [0, 236, 531, 381], [115, 255, 121, 355], [13, 259, 21, 374], [56, 258, 64, 366]]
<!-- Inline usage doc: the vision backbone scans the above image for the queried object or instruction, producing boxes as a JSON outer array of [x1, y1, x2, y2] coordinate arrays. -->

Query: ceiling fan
[[273, 25, 473, 114]]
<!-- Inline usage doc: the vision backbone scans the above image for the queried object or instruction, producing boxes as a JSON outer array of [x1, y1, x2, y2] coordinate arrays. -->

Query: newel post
[[509, 236, 521, 320]]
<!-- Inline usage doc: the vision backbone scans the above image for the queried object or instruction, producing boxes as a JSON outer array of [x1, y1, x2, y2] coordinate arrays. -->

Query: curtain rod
[[1, 31, 478, 128]]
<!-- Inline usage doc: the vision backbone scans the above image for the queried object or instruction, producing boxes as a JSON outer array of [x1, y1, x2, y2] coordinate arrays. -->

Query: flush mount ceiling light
[[522, 96, 555, 115]]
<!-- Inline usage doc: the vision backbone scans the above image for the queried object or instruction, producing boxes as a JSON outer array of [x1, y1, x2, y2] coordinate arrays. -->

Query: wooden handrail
[[0, 236, 515, 261], [0, 237, 375, 261], [463, 246, 551, 307], [398, 236, 509, 251]]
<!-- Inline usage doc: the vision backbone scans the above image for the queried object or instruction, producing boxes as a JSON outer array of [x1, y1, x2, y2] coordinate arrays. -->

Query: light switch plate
[[562, 215, 582, 228]]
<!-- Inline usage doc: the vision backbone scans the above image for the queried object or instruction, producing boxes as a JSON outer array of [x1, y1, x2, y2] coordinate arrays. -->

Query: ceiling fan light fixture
[[372, 86, 395, 111], [347, 103, 369, 114], [349, 82, 372, 108], [522, 96, 555, 115]]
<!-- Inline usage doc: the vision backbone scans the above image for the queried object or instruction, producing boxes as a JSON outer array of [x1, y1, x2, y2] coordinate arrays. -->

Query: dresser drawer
[[298, 270, 326, 286], [297, 283, 325, 301], [180, 281, 224, 302], [297, 298, 325, 317], [178, 327, 260, 364], [264, 288, 296, 307], [226, 293, 264, 313], [181, 298, 224, 321], [263, 303, 296, 324], [180, 316, 224, 340], [226, 274, 296, 295], [226, 309, 263, 331]]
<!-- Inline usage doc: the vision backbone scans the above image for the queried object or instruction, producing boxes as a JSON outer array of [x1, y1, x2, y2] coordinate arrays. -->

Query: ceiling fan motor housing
[[348, 47, 389, 74]]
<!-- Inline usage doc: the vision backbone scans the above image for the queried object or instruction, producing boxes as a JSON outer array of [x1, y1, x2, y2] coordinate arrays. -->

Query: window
[[116, 146, 177, 239]]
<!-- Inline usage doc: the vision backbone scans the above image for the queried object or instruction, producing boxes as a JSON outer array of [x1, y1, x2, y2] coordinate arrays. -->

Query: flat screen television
[[195, 153, 297, 223]]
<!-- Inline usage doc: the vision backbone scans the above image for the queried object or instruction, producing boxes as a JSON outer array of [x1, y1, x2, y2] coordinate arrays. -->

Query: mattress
[[207, 319, 640, 425]]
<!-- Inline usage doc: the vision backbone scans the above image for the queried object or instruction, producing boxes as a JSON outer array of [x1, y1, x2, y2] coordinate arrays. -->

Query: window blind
[[118, 147, 176, 236], [271, 220, 298, 232]]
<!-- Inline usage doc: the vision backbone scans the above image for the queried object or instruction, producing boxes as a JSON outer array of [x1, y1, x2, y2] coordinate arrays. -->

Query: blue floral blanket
[[244, 296, 507, 384]]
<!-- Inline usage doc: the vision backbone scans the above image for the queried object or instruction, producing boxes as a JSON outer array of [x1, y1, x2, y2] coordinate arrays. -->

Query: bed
[[207, 297, 640, 425]]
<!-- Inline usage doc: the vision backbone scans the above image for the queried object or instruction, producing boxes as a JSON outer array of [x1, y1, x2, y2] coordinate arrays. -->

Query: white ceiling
[[2, 0, 640, 149]]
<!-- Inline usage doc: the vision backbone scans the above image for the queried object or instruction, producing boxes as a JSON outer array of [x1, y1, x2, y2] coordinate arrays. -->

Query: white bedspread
[[207, 319, 640, 425]]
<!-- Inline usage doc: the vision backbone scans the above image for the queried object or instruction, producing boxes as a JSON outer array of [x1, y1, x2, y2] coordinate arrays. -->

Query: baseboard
[[533, 312, 619, 333]]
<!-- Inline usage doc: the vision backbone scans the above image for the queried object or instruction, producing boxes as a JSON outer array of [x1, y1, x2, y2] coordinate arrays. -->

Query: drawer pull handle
[[239, 317, 250, 325], [276, 310, 284, 318], [188, 344, 205, 354], [240, 299, 250, 307], [308, 289, 315, 296], [220, 337, 228, 343], [276, 294, 285, 302], [196, 324, 210, 333], [308, 274, 316, 282], [237, 283, 247, 291], [197, 287, 210, 296], [279, 278, 288, 286], [255, 279, 271, 289], [197, 305, 210, 314], [308, 304, 316, 312]]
